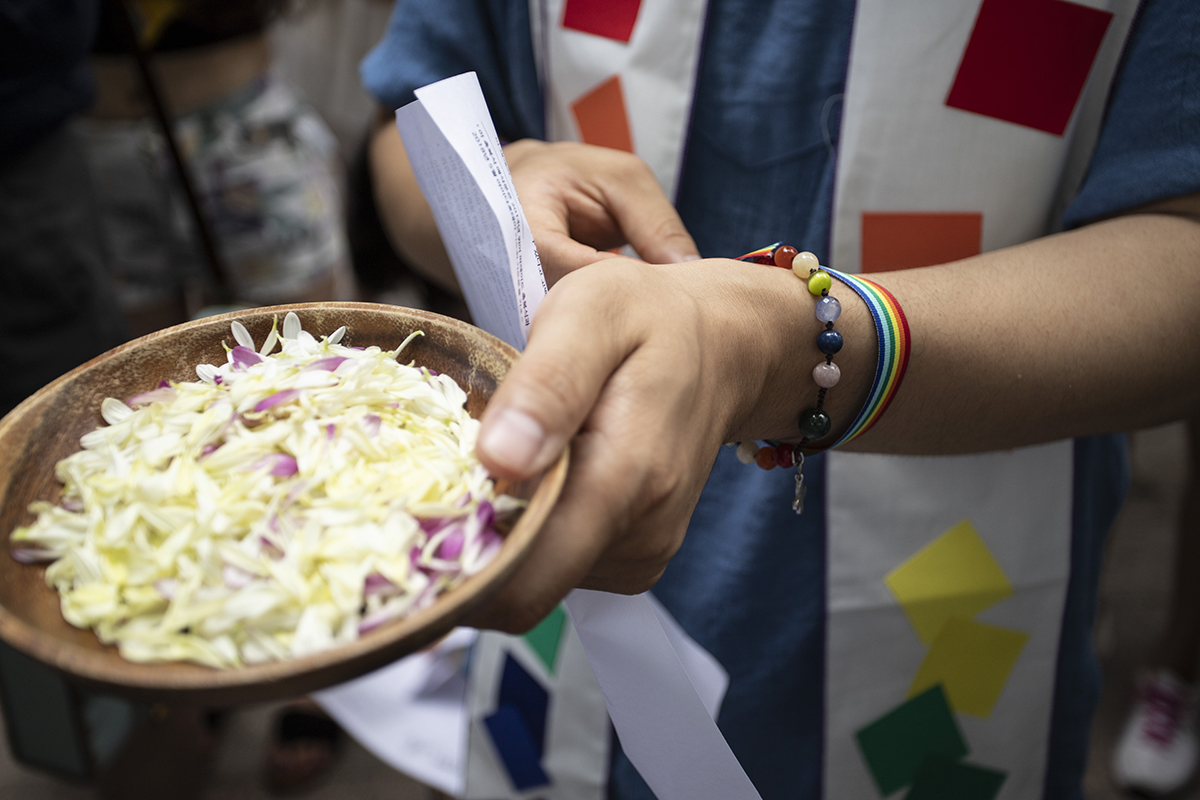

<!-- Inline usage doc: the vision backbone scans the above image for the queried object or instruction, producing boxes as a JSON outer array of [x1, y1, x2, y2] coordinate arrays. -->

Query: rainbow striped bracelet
[[823, 266, 910, 450], [731, 243, 911, 512]]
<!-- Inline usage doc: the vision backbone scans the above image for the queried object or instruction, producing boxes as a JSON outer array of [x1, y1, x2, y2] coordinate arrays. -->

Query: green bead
[[799, 408, 832, 440], [807, 270, 832, 296]]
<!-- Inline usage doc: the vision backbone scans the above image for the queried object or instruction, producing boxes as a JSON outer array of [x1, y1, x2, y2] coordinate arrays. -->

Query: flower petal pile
[[11, 313, 518, 668]]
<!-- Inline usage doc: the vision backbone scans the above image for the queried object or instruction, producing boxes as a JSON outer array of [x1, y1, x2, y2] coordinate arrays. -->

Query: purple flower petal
[[363, 414, 381, 438], [129, 387, 177, 406], [476, 500, 496, 531], [222, 565, 254, 589], [282, 480, 310, 510], [364, 573, 397, 596], [418, 516, 452, 534], [231, 346, 264, 369], [358, 606, 400, 635], [11, 548, 55, 564], [260, 535, 285, 559], [306, 355, 349, 372], [437, 527, 465, 560], [254, 389, 301, 412], [252, 453, 299, 477], [199, 442, 222, 459], [326, 424, 336, 441], [157, 379, 171, 389]]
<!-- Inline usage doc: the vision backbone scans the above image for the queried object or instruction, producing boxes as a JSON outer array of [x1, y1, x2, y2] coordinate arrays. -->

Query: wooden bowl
[[0, 303, 565, 706]]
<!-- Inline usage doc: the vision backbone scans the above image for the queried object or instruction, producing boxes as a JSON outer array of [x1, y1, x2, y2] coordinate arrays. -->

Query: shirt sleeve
[[1063, 0, 1200, 227], [359, 0, 544, 143]]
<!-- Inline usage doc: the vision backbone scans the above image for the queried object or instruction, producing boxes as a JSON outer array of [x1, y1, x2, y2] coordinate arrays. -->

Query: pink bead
[[813, 362, 841, 388]]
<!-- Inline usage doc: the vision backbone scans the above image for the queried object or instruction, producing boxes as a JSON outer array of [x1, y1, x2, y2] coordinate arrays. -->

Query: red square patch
[[562, 0, 643, 44], [861, 213, 983, 272], [945, 0, 1112, 136]]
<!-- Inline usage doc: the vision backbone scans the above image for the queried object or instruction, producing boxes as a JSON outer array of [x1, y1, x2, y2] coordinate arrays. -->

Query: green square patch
[[905, 754, 1006, 800], [523, 605, 566, 675], [855, 685, 968, 795]]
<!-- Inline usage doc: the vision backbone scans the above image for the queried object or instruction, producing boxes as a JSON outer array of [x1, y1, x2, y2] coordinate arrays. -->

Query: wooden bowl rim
[[0, 302, 566, 697]]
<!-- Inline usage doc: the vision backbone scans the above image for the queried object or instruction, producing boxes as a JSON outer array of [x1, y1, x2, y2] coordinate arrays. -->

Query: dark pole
[[108, 0, 234, 305]]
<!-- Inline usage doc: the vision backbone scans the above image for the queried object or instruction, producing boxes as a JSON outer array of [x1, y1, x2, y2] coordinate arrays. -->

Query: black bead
[[817, 329, 843, 355], [798, 408, 832, 439]]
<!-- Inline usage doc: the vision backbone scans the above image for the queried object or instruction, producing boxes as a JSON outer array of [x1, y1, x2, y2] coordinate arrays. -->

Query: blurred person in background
[[84, 0, 356, 338], [2, 2, 360, 796], [1113, 417, 1200, 795], [0, 0, 127, 416]]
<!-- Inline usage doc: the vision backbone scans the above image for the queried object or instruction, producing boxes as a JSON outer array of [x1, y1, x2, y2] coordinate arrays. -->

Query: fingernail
[[479, 408, 546, 475], [682, 253, 701, 261]]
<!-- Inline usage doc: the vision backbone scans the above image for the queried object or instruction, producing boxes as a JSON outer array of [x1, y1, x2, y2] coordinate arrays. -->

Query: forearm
[[744, 201, 1200, 454], [368, 111, 460, 294]]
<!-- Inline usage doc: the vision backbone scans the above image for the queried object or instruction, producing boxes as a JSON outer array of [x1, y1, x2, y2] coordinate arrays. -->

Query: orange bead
[[774, 245, 799, 270], [756, 447, 778, 470]]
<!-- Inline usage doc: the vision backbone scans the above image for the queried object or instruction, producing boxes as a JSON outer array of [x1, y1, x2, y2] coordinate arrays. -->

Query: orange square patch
[[861, 213, 983, 273]]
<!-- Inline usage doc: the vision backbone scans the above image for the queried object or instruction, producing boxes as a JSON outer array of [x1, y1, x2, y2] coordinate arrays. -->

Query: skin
[[369, 123, 1200, 634]]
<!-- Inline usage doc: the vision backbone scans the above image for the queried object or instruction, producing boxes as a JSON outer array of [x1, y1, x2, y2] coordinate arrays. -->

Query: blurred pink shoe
[[1113, 671, 1198, 796]]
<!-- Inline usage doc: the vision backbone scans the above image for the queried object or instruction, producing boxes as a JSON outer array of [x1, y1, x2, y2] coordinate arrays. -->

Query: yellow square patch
[[908, 617, 1029, 717], [885, 519, 1013, 644]]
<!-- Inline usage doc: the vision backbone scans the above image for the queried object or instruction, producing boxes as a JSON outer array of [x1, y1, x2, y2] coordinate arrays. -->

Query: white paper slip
[[314, 628, 477, 795], [395, 71, 761, 800], [565, 590, 759, 800], [395, 72, 546, 349]]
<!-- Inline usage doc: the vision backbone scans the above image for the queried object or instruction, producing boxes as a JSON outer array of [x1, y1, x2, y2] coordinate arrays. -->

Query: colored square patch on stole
[[886, 519, 1014, 645], [905, 754, 1006, 800], [562, 0, 643, 43], [483, 705, 552, 791], [524, 605, 567, 675], [861, 213, 982, 273], [945, 0, 1112, 136], [572, 75, 635, 153], [908, 617, 1030, 717], [483, 654, 553, 790], [856, 685, 969, 796]]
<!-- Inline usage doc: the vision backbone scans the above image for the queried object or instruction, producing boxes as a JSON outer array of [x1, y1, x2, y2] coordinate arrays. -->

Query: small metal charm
[[792, 452, 807, 515]]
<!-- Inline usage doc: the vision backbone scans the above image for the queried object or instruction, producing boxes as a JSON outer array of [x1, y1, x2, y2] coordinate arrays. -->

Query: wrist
[[714, 259, 877, 448]]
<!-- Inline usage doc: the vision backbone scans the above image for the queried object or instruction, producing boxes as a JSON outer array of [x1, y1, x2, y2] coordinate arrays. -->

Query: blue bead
[[817, 329, 843, 355], [815, 296, 841, 323]]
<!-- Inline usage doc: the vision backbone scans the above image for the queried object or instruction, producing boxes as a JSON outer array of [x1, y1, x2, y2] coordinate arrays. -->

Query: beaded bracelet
[[730, 243, 911, 513]]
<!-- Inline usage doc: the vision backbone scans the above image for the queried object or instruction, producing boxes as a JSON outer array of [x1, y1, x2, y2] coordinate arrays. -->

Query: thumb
[[477, 270, 634, 479]]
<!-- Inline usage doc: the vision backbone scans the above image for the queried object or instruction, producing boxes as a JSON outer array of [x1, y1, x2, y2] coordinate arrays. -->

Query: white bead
[[813, 361, 841, 388], [791, 251, 820, 277], [736, 441, 759, 464]]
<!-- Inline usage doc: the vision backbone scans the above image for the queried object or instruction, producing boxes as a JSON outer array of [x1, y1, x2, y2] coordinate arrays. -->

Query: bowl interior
[[0, 303, 563, 705]]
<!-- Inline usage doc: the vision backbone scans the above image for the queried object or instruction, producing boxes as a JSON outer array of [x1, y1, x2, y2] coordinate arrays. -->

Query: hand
[[503, 140, 701, 285], [466, 257, 846, 632]]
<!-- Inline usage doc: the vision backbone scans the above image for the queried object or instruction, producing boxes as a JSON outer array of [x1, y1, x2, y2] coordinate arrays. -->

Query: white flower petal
[[231, 321, 254, 349], [283, 312, 301, 340]]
